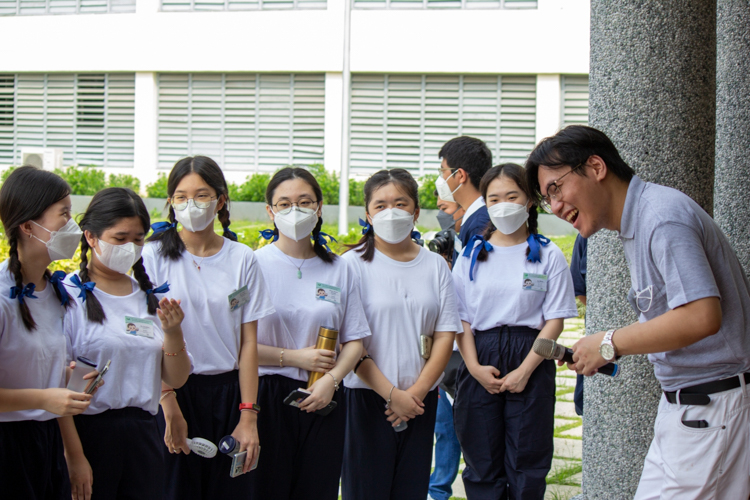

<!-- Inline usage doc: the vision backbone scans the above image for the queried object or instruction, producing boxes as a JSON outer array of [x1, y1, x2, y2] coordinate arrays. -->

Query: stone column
[[582, 2, 716, 499], [714, 0, 750, 271]]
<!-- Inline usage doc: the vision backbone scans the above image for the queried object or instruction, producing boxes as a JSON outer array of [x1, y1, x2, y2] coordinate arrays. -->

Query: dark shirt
[[570, 234, 587, 298]]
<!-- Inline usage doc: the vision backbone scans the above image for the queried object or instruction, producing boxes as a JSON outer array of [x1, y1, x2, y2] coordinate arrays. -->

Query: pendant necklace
[[182, 237, 208, 271], [282, 253, 307, 279]]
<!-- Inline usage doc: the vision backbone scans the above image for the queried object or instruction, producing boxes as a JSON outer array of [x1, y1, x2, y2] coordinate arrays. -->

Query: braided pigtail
[[217, 203, 238, 242], [131, 258, 159, 315], [147, 205, 184, 261], [9, 236, 35, 331], [44, 269, 72, 310], [311, 216, 335, 264], [525, 206, 539, 259], [79, 238, 106, 324], [476, 221, 496, 263]]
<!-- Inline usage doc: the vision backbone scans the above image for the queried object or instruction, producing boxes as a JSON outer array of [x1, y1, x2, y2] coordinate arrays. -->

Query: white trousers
[[634, 378, 750, 500]]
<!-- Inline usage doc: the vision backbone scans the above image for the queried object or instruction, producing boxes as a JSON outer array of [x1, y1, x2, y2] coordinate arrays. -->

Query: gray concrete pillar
[[714, 0, 750, 271], [582, 2, 716, 498]]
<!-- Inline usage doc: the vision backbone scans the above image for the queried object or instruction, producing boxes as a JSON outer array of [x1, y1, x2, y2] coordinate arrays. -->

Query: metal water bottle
[[307, 326, 338, 388]]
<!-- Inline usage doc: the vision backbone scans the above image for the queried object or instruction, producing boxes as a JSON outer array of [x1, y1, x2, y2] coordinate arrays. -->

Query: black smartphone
[[283, 389, 338, 416]]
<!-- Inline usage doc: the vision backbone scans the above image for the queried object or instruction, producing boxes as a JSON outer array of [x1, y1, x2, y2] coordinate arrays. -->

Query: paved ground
[[443, 317, 585, 500]]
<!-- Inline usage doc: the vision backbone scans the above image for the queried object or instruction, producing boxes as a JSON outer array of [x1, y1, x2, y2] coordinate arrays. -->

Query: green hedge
[[1, 165, 141, 196]]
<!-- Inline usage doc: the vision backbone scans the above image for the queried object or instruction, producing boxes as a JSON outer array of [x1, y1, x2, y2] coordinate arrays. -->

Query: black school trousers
[[251, 374, 346, 500], [0, 418, 70, 500], [454, 326, 555, 500], [74, 407, 164, 500], [341, 386, 439, 500]]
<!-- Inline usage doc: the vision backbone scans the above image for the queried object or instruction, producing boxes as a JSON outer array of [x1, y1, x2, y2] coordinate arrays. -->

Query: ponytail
[[311, 217, 335, 264], [148, 206, 184, 261], [8, 237, 36, 330], [78, 238, 106, 324], [475, 221, 496, 263], [348, 218, 376, 262], [132, 258, 159, 315]]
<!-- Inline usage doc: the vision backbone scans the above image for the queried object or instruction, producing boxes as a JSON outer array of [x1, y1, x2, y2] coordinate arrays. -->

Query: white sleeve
[[451, 256, 472, 326], [435, 258, 462, 334], [241, 250, 276, 324], [338, 265, 371, 343], [542, 248, 579, 321]]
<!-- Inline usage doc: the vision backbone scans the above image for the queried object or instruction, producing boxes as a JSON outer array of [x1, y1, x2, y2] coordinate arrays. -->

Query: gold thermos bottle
[[307, 326, 339, 388]]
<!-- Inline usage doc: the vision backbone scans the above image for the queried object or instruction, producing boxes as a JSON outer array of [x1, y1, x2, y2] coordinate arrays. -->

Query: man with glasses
[[525, 125, 750, 499]]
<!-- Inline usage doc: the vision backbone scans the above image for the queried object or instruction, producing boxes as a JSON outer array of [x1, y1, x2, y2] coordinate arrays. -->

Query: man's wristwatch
[[599, 329, 618, 362]]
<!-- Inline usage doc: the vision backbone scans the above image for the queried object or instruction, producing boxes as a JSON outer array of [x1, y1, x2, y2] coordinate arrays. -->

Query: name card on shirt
[[315, 282, 341, 305], [229, 285, 251, 312], [125, 316, 155, 339], [522, 273, 548, 292]]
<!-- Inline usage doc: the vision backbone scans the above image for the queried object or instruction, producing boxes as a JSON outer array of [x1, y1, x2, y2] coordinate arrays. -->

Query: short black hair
[[438, 136, 492, 190], [525, 125, 635, 200]]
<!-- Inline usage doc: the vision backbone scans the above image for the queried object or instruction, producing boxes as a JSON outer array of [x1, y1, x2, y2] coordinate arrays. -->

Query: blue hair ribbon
[[411, 230, 422, 241], [48, 270, 69, 306], [10, 283, 38, 305], [69, 274, 96, 302], [146, 281, 170, 299], [259, 229, 278, 242], [462, 234, 493, 281], [314, 232, 337, 253], [223, 226, 238, 240], [358, 218, 372, 235], [526, 233, 550, 263], [151, 221, 177, 235]]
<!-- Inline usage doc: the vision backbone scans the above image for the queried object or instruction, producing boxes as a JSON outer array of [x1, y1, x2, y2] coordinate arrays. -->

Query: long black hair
[[0, 166, 74, 330], [348, 169, 420, 262], [265, 167, 335, 264], [477, 163, 539, 262], [147, 156, 236, 260], [78, 188, 158, 324]]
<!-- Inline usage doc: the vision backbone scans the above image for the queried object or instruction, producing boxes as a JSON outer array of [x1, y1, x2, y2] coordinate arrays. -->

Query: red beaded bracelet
[[163, 342, 186, 357]]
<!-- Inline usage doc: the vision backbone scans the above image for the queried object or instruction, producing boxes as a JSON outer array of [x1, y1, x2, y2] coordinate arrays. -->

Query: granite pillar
[[582, 2, 717, 498], [714, 0, 750, 271]]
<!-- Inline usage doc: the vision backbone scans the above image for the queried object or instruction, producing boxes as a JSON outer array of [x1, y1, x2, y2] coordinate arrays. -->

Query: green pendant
[[297, 269, 302, 279]]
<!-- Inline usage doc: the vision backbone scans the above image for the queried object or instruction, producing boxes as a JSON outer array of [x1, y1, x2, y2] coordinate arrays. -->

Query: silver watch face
[[600, 344, 615, 361]]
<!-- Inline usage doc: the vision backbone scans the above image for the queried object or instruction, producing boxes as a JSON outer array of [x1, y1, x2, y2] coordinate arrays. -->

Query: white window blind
[[0, 73, 135, 168], [160, 0, 324, 12], [352, 0, 535, 9], [349, 74, 536, 176], [561, 75, 589, 126], [0, 0, 134, 15], [157, 73, 325, 172]]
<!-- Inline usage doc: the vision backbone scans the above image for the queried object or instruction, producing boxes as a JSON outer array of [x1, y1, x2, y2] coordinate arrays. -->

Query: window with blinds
[[349, 74, 536, 176], [352, 0, 535, 9], [157, 73, 325, 172], [561, 75, 589, 126], [160, 0, 324, 12], [0, 73, 135, 168], [0, 0, 135, 15]]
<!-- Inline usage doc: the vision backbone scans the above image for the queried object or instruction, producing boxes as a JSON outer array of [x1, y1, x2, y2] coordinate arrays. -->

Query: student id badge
[[228, 285, 250, 312], [315, 282, 341, 305], [523, 273, 548, 292], [125, 316, 155, 338]]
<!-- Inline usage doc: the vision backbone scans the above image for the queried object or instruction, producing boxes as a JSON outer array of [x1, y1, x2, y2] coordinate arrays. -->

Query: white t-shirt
[[255, 244, 371, 382], [63, 272, 187, 416], [342, 247, 462, 391], [0, 261, 67, 422], [453, 239, 578, 332], [142, 239, 275, 375]]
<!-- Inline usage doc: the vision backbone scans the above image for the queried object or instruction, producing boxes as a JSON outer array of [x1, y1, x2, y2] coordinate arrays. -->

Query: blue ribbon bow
[[151, 221, 177, 235], [223, 226, 238, 240], [526, 233, 550, 263], [358, 218, 372, 235], [48, 270, 69, 307], [69, 274, 96, 302], [258, 229, 278, 242], [10, 283, 38, 305], [314, 232, 337, 253], [146, 281, 170, 299], [462, 235, 493, 281], [411, 230, 422, 241]]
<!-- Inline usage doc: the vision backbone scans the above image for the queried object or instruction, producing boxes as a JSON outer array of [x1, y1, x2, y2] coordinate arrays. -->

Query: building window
[[160, 0, 325, 12], [0, 0, 135, 16], [349, 74, 537, 176], [561, 75, 589, 127], [352, 0, 535, 9], [0, 73, 135, 168], [157, 73, 325, 172]]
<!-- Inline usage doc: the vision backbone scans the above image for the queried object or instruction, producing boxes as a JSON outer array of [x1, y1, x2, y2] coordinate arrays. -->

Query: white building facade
[[0, 0, 590, 186]]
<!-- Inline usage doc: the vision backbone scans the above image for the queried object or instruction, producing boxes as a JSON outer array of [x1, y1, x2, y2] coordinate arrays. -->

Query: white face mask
[[435, 170, 461, 203], [274, 207, 319, 242], [371, 208, 415, 244], [96, 240, 143, 274], [31, 218, 82, 261], [173, 199, 218, 233], [488, 202, 529, 235]]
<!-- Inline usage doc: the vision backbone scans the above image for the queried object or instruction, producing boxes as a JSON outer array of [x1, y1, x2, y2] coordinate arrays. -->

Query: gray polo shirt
[[619, 175, 750, 391]]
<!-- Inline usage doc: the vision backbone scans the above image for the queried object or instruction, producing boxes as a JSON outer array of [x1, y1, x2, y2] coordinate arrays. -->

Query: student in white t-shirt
[[340, 168, 462, 500], [142, 156, 275, 500], [452, 163, 577, 500], [58, 187, 191, 500], [251, 167, 370, 499], [0, 166, 94, 500]]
